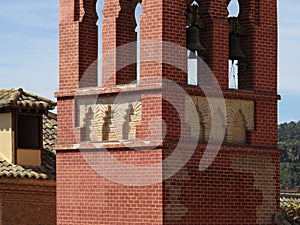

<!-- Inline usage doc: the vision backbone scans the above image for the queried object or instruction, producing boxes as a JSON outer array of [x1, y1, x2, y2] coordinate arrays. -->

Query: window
[[17, 114, 41, 149]]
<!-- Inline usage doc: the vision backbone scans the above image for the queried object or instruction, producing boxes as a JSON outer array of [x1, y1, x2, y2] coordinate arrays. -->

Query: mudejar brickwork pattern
[[56, 0, 280, 224]]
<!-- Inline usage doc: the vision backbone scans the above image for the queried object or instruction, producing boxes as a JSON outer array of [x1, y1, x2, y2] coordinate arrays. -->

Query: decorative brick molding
[[0, 179, 56, 225], [187, 96, 254, 144], [56, 0, 280, 224], [76, 95, 142, 142]]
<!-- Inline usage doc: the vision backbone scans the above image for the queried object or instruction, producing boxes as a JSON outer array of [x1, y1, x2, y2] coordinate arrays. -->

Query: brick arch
[[211, 108, 227, 143], [195, 98, 211, 142], [102, 105, 118, 141], [82, 0, 99, 23], [196, 107, 206, 143], [102, 0, 120, 18], [238, 0, 252, 19], [101, 0, 138, 86], [133, 0, 142, 7], [232, 109, 247, 144], [204, 0, 229, 19], [121, 102, 142, 140]]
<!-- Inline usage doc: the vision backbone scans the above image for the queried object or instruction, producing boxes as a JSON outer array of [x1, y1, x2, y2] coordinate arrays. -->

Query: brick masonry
[[0, 179, 56, 225], [56, 0, 280, 224]]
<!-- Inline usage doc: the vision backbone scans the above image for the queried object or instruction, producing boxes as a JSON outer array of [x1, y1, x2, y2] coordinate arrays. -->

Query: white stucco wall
[[0, 113, 12, 163]]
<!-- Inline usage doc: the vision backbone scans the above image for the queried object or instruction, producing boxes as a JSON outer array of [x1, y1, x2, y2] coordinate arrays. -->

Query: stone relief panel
[[186, 96, 212, 142], [76, 95, 142, 142], [186, 96, 254, 144]]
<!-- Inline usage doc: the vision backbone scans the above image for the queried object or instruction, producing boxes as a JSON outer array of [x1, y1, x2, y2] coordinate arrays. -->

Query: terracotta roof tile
[[0, 89, 57, 180], [281, 194, 300, 208], [0, 88, 56, 110], [276, 194, 300, 225], [0, 160, 52, 180], [43, 112, 57, 154]]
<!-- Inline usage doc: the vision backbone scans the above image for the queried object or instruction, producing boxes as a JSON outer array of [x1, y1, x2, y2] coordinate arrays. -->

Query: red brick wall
[[56, 0, 279, 224], [55, 145, 280, 225], [56, 149, 163, 225], [0, 179, 56, 225], [59, 0, 98, 89], [163, 144, 281, 225], [57, 97, 76, 145]]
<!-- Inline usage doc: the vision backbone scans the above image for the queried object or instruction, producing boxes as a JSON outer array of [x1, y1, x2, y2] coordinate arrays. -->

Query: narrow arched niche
[[196, 108, 206, 143], [232, 110, 247, 144], [83, 107, 94, 141], [102, 105, 117, 141], [122, 104, 135, 140], [211, 109, 227, 143]]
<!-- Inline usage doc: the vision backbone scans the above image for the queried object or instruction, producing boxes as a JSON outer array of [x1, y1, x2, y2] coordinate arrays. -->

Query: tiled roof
[[43, 112, 57, 154], [0, 111, 57, 180], [0, 160, 54, 180], [0, 88, 57, 180], [276, 194, 300, 225], [280, 194, 300, 208], [0, 88, 56, 110]]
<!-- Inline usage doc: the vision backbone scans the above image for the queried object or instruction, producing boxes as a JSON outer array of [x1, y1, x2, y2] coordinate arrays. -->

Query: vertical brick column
[[59, 0, 98, 90], [237, 0, 254, 90], [249, 100, 278, 148], [237, 0, 278, 147], [137, 0, 188, 147], [139, 0, 187, 84], [58, 0, 98, 145], [200, 0, 229, 88], [252, 0, 278, 93], [238, 0, 277, 93], [136, 93, 163, 140], [102, 0, 137, 86]]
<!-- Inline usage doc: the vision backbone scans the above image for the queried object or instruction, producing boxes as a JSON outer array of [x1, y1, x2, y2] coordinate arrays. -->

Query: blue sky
[[0, 0, 299, 124]]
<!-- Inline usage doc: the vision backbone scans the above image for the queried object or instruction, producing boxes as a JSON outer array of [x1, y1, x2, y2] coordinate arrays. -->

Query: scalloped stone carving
[[186, 96, 254, 144], [78, 95, 142, 142]]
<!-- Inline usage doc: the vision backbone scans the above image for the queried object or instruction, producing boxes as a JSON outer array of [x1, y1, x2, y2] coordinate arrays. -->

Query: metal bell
[[229, 34, 246, 61], [186, 25, 205, 54]]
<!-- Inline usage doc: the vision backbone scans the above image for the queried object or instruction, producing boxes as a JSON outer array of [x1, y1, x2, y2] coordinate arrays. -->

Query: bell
[[229, 34, 246, 61], [186, 25, 205, 54]]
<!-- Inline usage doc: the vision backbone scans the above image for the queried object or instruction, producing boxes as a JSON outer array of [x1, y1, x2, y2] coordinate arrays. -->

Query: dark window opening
[[228, 0, 240, 89], [17, 114, 41, 149]]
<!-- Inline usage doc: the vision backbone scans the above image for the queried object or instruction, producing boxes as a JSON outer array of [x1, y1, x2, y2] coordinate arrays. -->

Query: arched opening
[[186, 1, 204, 86], [212, 109, 226, 144], [135, 3, 142, 82], [227, 0, 240, 17], [99, 0, 140, 86], [196, 107, 205, 143], [83, 107, 94, 141], [122, 104, 135, 140], [102, 106, 117, 141], [96, 0, 104, 86], [227, 0, 244, 90], [232, 110, 247, 144]]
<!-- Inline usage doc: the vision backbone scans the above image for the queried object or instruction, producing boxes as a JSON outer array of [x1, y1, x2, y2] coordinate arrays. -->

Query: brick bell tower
[[56, 0, 280, 224]]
